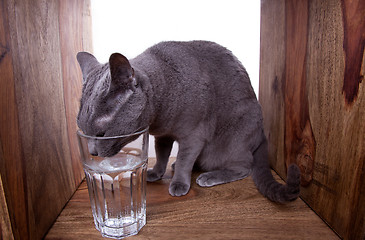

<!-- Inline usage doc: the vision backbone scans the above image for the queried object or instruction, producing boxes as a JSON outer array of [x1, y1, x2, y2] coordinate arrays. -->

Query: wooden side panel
[[284, 0, 316, 187], [59, 0, 92, 189], [260, 0, 365, 239], [0, 0, 28, 239], [81, 0, 93, 54], [1, 0, 92, 239], [7, 0, 75, 238], [341, 0, 365, 105], [259, 0, 287, 177], [305, 1, 365, 239]]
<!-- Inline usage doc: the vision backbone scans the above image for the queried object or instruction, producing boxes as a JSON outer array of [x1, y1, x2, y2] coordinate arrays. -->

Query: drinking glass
[[76, 128, 148, 239]]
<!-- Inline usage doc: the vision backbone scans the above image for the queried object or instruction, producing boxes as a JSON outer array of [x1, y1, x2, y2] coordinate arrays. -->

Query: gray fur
[[77, 41, 300, 202]]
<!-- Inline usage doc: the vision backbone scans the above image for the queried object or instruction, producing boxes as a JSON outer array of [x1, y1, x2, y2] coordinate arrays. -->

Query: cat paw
[[147, 168, 162, 182], [196, 173, 218, 187], [169, 181, 190, 196], [196, 170, 251, 187]]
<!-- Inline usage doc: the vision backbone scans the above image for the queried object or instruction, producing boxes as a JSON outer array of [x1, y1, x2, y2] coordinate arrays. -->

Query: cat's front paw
[[169, 181, 190, 196], [147, 168, 163, 182]]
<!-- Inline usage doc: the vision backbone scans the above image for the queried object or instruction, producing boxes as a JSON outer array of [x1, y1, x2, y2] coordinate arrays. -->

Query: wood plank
[[284, 0, 316, 187], [2, 0, 92, 239], [259, 0, 287, 177], [81, 0, 93, 52], [305, 0, 365, 238], [260, 0, 365, 238], [341, 0, 365, 105], [45, 158, 339, 240], [0, 0, 28, 239], [6, 0, 74, 238], [59, 0, 91, 188]]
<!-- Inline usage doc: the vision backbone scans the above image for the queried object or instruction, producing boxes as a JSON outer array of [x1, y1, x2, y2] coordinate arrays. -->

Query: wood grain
[[59, 0, 91, 188], [259, 0, 287, 177], [260, 0, 365, 239], [0, 1, 28, 239], [284, 0, 316, 187], [1, 0, 92, 239], [0, 171, 14, 240], [7, 1, 76, 238], [341, 0, 365, 105], [305, 1, 365, 239], [46, 158, 339, 240]]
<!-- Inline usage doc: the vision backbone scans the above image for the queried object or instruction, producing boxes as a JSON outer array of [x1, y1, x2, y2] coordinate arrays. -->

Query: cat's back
[[145, 40, 234, 64], [152, 41, 256, 99], [149, 40, 225, 54], [135, 40, 251, 85], [132, 40, 256, 103]]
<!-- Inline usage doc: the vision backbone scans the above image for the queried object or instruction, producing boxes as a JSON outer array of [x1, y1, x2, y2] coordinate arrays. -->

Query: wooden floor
[[46, 158, 339, 240]]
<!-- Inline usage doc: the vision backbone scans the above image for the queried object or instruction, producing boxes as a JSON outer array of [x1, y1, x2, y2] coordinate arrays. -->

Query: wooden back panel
[[0, 0, 92, 239], [259, 0, 365, 239]]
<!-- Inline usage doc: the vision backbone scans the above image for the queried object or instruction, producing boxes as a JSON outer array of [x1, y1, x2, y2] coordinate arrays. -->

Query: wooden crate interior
[[0, 0, 363, 239]]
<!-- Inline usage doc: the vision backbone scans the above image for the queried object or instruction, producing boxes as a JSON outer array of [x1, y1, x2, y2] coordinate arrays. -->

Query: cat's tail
[[251, 138, 301, 203]]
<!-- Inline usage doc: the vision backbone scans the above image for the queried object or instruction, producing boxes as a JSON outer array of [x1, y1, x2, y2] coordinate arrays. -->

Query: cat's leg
[[196, 153, 252, 187], [147, 136, 174, 182], [169, 136, 205, 196]]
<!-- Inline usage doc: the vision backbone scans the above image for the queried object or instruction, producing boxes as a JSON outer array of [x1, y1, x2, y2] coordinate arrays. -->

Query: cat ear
[[76, 52, 100, 80], [109, 53, 136, 91]]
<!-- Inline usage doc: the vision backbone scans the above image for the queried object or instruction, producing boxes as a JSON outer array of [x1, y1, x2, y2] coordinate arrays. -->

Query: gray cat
[[76, 41, 300, 203]]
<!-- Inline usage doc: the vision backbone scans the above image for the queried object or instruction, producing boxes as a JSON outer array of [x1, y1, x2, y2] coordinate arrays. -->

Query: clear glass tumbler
[[76, 128, 148, 239]]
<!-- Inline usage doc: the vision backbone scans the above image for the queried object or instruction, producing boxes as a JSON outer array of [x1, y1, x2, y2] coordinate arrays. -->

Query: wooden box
[[259, 0, 365, 239], [0, 0, 92, 239], [1, 0, 363, 239]]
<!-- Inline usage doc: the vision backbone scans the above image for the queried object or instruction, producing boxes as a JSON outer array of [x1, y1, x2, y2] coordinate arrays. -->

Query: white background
[[91, 0, 261, 157]]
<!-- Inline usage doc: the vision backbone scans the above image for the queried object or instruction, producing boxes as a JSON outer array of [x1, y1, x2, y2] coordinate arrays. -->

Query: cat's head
[[76, 52, 147, 156]]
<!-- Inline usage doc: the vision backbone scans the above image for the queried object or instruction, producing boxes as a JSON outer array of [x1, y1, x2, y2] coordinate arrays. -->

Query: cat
[[76, 40, 300, 203]]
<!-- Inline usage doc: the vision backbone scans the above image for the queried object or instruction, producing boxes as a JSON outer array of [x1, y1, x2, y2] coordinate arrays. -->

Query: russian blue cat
[[76, 41, 300, 202]]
